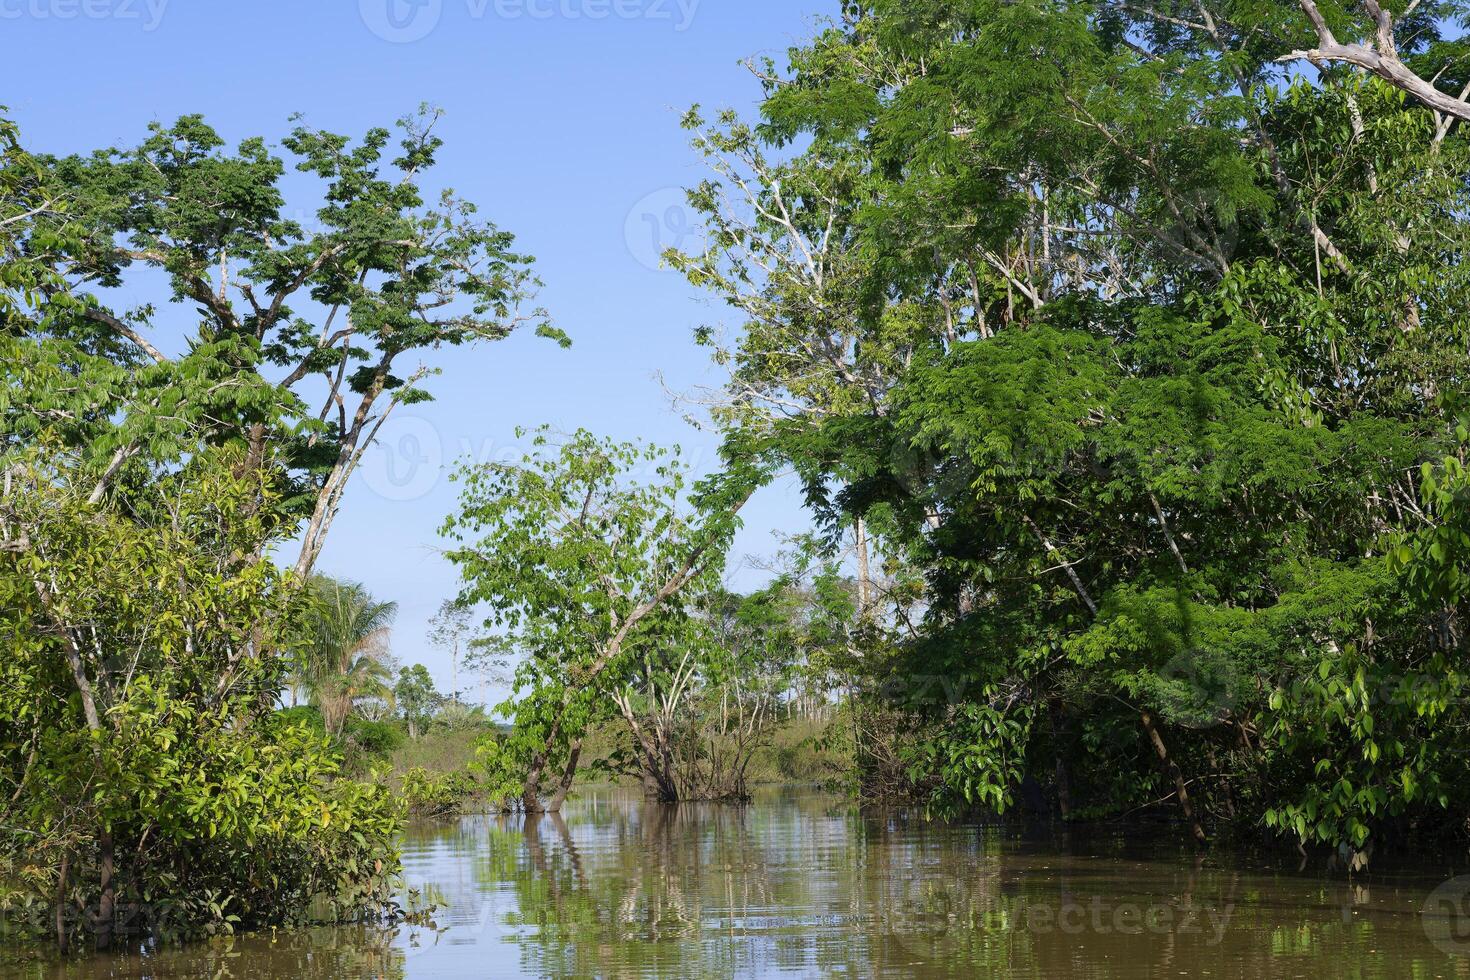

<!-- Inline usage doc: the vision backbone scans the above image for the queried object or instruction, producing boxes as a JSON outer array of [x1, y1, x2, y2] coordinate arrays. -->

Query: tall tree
[[428, 599, 478, 703], [300, 577, 399, 737], [1, 108, 555, 944], [9, 107, 565, 580], [676, 1, 1470, 854]]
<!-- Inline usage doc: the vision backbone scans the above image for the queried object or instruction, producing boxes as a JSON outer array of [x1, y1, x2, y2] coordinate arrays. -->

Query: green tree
[[395, 664, 441, 741], [0, 107, 558, 945], [676, 1, 1470, 855], [443, 428, 755, 809], [6, 106, 564, 580], [300, 577, 399, 736]]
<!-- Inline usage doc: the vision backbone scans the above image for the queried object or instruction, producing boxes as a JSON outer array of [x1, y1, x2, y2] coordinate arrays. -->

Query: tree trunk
[[55, 851, 70, 954], [95, 829, 116, 950], [522, 743, 553, 813], [634, 739, 679, 803], [1049, 701, 1073, 820], [854, 517, 873, 618], [639, 756, 679, 803], [1140, 710, 1208, 844], [522, 777, 545, 815], [1055, 754, 1073, 820], [655, 726, 680, 801], [546, 739, 582, 813]]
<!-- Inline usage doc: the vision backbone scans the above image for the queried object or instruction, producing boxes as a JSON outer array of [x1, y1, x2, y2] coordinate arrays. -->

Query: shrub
[[399, 767, 479, 818], [277, 705, 326, 734], [346, 717, 406, 757]]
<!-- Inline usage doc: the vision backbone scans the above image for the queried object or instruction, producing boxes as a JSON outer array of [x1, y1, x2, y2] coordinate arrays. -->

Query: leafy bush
[[399, 767, 479, 818], [277, 705, 326, 734], [1, 689, 405, 946], [346, 717, 406, 757], [0, 452, 406, 948]]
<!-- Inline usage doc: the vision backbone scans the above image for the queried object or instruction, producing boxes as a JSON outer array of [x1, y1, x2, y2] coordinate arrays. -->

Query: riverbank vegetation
[[0, 108, 558, 948], [420, 1, 1470, 864], [9, 0, 1470, 956], [439, 429, 867, 808], [653, 0, 1470, 862]]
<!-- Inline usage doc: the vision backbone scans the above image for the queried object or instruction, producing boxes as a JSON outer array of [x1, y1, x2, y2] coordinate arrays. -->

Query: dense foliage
[[0, 108, 551, 948], [444, 429, 755, 808], [671, 1, 1470, 857], [0, 450, 404, 949], [11, 4, 1470, 962]]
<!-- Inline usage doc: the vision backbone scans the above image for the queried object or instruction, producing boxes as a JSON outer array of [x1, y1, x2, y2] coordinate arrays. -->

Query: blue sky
[[3, 0, 828, 702]]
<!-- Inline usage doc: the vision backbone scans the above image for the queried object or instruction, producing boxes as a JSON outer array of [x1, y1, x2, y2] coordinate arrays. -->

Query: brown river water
[[7, 786, 1470, 978]]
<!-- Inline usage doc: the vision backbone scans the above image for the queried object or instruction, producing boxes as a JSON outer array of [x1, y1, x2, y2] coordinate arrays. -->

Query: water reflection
[[2, 925, 407, 979], [10, 787, 1470, 978], [395, 788, 1469, 978]]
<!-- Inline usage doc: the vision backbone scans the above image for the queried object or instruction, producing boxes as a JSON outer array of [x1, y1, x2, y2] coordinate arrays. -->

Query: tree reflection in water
[[11, 788, 1467, 978]]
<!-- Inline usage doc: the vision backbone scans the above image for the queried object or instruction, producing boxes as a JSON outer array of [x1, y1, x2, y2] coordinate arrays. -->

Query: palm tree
[[299, 576, 399, 736]]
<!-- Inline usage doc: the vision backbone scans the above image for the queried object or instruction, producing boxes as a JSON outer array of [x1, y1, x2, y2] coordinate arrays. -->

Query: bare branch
[[80, 307, 169, 365], [1284, 0, 1470, 124]]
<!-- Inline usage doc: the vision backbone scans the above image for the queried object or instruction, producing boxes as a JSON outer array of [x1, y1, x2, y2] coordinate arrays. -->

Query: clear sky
[[2, 0, 827, 702]]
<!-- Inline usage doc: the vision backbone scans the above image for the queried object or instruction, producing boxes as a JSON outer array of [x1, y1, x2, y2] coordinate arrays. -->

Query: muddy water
[[10, 787, 1470, 978]]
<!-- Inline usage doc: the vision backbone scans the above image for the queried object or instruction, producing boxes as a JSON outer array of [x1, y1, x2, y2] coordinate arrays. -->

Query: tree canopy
[[669, 0, 1470, 854], [0, 107, 555, 948]]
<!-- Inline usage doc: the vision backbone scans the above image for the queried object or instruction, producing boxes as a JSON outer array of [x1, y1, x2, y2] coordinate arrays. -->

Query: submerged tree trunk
[[1054, 754, 1073, 820], [546, 739, 583, 814], [1049, 701, 1073, 819], [522, 778, 545, 815], [94, 829, 116, 950], [55, 851, 70, 954], [639, 757, 679, 803]]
